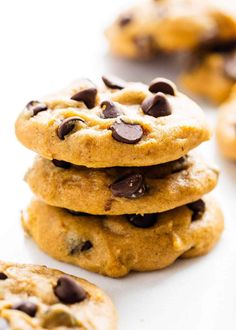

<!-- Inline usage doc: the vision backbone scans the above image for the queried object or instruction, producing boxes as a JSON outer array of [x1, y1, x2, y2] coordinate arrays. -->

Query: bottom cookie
[[0, 261, 117, 330], [22, 195, 224, 278]]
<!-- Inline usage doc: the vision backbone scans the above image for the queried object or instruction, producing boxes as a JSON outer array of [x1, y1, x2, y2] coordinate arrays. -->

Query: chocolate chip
[[119, 13, 133, 27], [52, 159, 71, 169], [71, 88, 97, 109], [102, 75, 126, 90], [224, 52, 236, 80], [70, 240, 93, 255], [0, 272, 7, 280], [187, 199, 205, 221], [127, 214, 157, 228], [12, 301, 37, 317], [57, 117, 84, 140], [26, 100, 48, 117], [101, 101, 122, 119], [0, 318, 9, 329], [110, 173, 146, 198], [199, 38, 236, 53], [81, 240, 93, 252], [110, 120, 143, 144], [54, 276, 87, 304], [141, 92, 171, 118], [149, 78, 176, 95]]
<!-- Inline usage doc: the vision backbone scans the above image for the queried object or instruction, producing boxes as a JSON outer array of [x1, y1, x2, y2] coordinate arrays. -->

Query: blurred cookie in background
[[216, 85, 236, 160], [106, 0, 236, 59], [181, 44, 236, 104]]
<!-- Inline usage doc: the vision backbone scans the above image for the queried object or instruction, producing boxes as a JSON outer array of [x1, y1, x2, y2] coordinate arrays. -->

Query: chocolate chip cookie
[[25, 153, 218, 215], [22, 195, 224, 278], [15, 77, 210, 167], [181, 47, 236, 104], [106, 0, 236, 59], [216, 85, 236, 160], [0, 261, 117, 329]]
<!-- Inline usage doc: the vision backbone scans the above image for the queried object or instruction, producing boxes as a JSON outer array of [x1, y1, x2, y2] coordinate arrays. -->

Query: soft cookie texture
[[22, 195, 224, 278], [25, 153, 219, 215], [15, 77, 210, 167], [181, 48, 236, 104], [0, 261, 117, 329], [106, 0, 236, 59], [216, 85, 236, 160]]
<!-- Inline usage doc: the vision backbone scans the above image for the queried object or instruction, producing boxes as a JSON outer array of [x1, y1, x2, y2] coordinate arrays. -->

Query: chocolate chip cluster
[[26, 75, 174, 145]]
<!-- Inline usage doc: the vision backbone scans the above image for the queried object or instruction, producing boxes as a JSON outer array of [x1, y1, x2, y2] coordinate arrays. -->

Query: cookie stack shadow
[[15, 76, 224, 277]]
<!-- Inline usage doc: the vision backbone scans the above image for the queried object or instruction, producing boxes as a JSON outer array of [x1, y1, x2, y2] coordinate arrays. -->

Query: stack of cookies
[[15, 75, 224, 277]]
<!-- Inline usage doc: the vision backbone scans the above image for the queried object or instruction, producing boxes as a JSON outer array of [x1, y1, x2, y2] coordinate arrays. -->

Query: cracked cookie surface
[[22, 195, 224, 278], [25, 153, 218, 215], [0, 261, 117, 329], [15, 77, 210, 167]]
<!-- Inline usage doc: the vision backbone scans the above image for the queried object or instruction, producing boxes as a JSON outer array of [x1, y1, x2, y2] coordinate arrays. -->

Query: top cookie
[[0, 261, 117, 329], [16, 76, 210, 168], [106, 0, 236, 59]]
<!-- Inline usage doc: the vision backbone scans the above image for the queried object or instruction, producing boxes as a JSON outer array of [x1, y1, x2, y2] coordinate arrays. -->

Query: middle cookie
[[25, 153, 218, 215]]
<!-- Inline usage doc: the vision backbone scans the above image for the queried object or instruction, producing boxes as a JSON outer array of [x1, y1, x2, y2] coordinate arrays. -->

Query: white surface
[[0, 1, 236, 329]]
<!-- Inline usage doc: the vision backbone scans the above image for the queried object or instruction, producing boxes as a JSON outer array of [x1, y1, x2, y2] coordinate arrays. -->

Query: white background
[[0, 1, 236, 329]]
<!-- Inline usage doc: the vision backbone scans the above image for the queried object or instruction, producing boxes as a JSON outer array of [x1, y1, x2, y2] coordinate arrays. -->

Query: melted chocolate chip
[[12, 301, 37, 317], [149, 78, 176, 95], [57, 117, 84, 140], [187, 199, 205, 221], [119, 14, 133, 27], [26, 100, 48, 117], [141, 92, 171, 118], [54, 276, 87, 304], [101, 101, 122, 118], [70, 240, 93, 255], [110, 173, 146, 198], [127, 214, 157, 228], [224, 53, 236, 80], [0, 318, 9, 329], [71, 88, 97, 109], [110, 120, 143, 144], [81, 240, 93, 252], [0, 272, 7, 280], [102, 75, 126, 90], [52, 159, 71, 169]]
